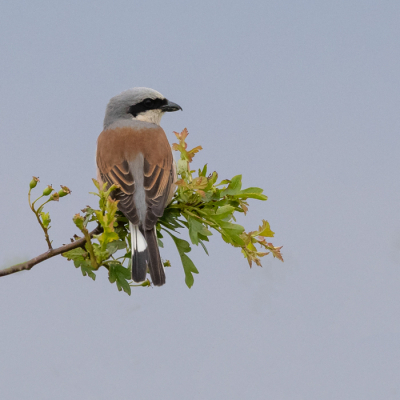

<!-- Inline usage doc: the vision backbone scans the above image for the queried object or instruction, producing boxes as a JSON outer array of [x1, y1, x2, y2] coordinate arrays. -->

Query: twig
[[80, 225, 99, 270], [31, 202, 53, 250], [0, 226, 102, 278]]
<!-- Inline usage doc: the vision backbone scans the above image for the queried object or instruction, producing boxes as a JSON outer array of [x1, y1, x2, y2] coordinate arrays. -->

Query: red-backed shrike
[[96, 88, 181, 286]]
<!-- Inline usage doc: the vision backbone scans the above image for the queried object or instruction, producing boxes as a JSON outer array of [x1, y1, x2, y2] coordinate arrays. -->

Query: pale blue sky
[[1, 1, 399, 399]]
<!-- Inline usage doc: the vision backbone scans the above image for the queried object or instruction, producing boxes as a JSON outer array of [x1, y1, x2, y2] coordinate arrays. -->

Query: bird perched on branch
[[96, 87, 182, 286]]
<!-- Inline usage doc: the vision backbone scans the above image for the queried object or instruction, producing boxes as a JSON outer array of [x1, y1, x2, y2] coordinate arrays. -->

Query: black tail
[[143, 228, 166, 286], [132, 247, 149, 283], [131, 223, 149, 283]]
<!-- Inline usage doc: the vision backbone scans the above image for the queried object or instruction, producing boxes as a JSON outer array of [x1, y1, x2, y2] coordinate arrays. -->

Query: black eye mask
[[128, 98, 168, 117]]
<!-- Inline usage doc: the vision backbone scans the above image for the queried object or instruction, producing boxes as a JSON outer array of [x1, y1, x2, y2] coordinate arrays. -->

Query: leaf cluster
[[62, 181, 149, 295], [28, 128, 282, 294], [156, 128, 283, 288]]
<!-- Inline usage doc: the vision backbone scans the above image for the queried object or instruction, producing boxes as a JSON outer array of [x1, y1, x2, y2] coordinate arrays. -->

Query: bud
[[29, 176, 40, 189], [43, 185, 53, 196], [50, 192, 59, 202], [72, 213, 85, 229], [58, 185, 71, 198], [177, 158, 188, 174]]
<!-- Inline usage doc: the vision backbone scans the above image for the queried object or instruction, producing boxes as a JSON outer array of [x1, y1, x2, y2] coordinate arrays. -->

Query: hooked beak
[[161, 100, 182, 112]]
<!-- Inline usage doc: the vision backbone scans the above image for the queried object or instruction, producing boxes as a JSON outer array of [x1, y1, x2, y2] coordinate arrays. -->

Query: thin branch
[[80, 225, 99, 270], [31, 203, 53, 250], [0, 226, 102, 278]]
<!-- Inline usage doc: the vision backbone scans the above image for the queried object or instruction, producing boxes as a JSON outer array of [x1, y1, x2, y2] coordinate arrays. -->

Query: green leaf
[[218, 221, 245, 246], [80, 261, 96, 280], [106, 240, 127, 255], [197, 232, 210, 242], [235, 187, 268, 201], [115, 225, 128, 241], [220, 175, 242, 196], [123, 251, 132, 259], [255, 219, 275, 237], [199, 239, 209, 255], [92, 242, 109, 262], [62, 249, 96, 280], [214, 205, 235, 220], [159, 207, 185, 231], [94, 230, 119, 250], [216, 179, 231, 186], [62, 247, 86, 260], [169, 233, 191, 253], [206, 171, 218, 187], [83, 207, 96, 227], [181, 254, 198, 288], [239, 187, 263, 194], [218, 220, 245, 235], [188, 216, 212, 245], [92, 178, 100, 190], [108, 261, 131, 295], [166, 231, 198, 288], [40, 212, 51, 229], [200, 164, 207, 177]]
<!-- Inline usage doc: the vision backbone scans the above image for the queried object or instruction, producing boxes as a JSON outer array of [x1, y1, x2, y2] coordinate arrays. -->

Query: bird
[[96, 87, 182, 286]]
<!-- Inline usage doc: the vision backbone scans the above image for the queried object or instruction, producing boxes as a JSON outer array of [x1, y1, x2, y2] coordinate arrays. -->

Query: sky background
[[0, 0, 399, 399]]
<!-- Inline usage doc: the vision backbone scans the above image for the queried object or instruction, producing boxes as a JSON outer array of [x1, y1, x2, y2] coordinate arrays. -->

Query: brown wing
[[143, 157, 174, 229], [97, 125, 173, 228], [100, 160, 140, 225]]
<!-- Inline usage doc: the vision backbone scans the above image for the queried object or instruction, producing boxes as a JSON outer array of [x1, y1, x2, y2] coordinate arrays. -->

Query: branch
[[0, 226, 102, 278]]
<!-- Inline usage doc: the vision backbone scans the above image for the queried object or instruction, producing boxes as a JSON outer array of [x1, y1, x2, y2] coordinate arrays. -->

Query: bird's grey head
[[103, 87, 182, 129]]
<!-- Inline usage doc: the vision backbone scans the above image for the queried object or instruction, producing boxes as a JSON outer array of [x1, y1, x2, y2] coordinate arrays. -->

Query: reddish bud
[[43, 185, 53, 196], [50, 192, 59, 202], [29, 176, 40, 189], [58, 185, 71, 198]]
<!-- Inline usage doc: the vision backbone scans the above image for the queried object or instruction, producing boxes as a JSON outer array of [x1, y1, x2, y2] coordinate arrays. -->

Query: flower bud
[[50, 192, 59, 202], [58, 185, 71, 198], [73, 213, 85, 229], [29, 176, 40, 189], [177, 159, 188, 174], [43, 185, 53, 196]]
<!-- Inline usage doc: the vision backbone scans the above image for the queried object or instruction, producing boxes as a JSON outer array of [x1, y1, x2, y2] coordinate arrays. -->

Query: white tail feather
[[129, 222, 148, 252]]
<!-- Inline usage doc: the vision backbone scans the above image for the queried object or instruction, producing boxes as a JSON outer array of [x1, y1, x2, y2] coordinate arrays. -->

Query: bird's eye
[[143, 99, 153, 107]]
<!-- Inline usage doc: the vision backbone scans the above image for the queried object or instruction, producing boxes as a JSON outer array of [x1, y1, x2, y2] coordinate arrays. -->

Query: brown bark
[[0, 226, 102, 277]]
